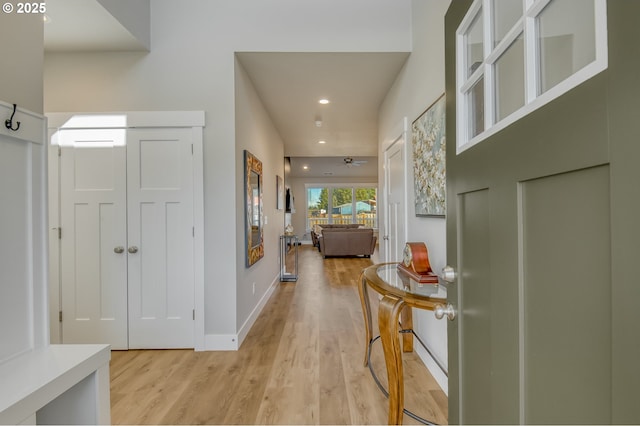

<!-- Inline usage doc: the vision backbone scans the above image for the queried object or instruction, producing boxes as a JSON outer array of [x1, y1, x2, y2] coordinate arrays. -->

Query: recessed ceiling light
[[318, 99, 330, 105], [318, 140, 326, 144], [303, 165, 309, 170]]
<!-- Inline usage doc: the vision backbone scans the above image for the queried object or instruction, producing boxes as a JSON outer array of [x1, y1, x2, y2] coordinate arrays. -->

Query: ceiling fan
[[343, 157, 368, 167]]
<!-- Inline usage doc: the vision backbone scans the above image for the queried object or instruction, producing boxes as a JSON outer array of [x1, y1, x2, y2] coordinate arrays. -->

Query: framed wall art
[[412, 94, 446, 217], [244, 150, 264, 266]]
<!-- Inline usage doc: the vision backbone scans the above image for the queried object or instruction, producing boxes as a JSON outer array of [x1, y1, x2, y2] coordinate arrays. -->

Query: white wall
[[234, 56, 286, 343], [44, 0, 412, 345], [378, 0, 452, 392], [97, 0, 151, 50], [0, 13, 43, 113]]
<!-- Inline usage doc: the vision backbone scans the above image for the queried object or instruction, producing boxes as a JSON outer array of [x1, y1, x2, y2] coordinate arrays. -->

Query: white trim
[[594, 0, 609, 70], [524, 13, 537, 104], [456, 0, 608, 154], [415, 344, 448, 396], [381, 116, 407, 153], [0, 101, 46, 145], [382, 117, 408, 263], [460, 60, 607, 153], [527, 0, 552, 17], [204, 334, 239, 351], [402, 117, 409, 246], [46, 111, 205, 129], [236, 275, 279, 348], [192, 126, 206, 351], [47, 137, 61, 345]]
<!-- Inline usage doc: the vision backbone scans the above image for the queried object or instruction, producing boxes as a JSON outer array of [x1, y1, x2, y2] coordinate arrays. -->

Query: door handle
[[434, 303, 456, 321], [128, 246, 139, 254], [441, 265, 457, 283], [383, 235, 389, 241], [114, 246, 125, 254]]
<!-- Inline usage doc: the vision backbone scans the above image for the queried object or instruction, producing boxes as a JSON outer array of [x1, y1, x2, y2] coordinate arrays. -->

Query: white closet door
[[126, 128, 195, 348], [384, 136, 406, 263], [60, 129, 129, 349]]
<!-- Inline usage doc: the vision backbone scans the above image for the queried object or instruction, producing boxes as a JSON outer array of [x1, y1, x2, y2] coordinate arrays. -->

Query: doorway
[[382, 118, 408, 263]]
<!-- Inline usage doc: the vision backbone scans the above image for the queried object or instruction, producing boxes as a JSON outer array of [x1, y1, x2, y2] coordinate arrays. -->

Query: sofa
[[311, 223, 362, 248], [318, 227, 377, 258]]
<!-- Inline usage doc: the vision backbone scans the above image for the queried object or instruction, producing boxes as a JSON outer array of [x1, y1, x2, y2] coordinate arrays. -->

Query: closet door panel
[[127, 128, 195, 349], [59, 129, 128, 349]]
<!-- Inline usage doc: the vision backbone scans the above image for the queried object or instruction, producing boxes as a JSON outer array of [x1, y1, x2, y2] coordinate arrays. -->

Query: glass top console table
[[280, 234, 298, 282], [358, 263, 450, 425]]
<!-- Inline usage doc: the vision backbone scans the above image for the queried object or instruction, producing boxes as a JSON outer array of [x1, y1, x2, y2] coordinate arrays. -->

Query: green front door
[[444, 1, 640, 423]]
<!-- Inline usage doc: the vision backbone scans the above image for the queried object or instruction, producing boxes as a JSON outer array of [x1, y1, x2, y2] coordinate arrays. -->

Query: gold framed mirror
[[244, 150, 264, 266]]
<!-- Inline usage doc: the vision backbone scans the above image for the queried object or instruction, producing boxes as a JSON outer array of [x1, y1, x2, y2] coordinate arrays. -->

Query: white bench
[[0, 344, 111, 425]]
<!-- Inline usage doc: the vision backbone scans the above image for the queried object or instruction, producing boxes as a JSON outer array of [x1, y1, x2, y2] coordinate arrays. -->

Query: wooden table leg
[[400, 305, 413, 353], [357, 270, 373, 367], [379, 294, 406, 425]]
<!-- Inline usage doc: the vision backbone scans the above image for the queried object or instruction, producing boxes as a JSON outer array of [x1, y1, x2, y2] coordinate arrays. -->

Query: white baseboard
[[415, 344, 448, 395], [204, 274, 279, 351], [237, 275, 279, 347], [204, 333, 239, 351]]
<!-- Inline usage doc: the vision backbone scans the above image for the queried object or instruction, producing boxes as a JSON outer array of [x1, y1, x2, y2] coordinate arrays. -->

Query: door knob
[[128, 246, 139, 254], [114, 246, 125, 254], [441, 265, 457, 283], [383, 235, 389, 241], [434, 303, 456, 321]]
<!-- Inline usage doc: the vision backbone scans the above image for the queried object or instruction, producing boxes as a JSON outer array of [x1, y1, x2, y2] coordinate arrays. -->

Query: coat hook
[[5, 103, 20, 131]]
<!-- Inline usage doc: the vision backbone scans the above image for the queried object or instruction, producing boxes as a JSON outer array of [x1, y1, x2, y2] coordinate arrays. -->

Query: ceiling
[[288, 156, 378, 179], [235, 52, 408, 178], [43, 1, 410, 178]]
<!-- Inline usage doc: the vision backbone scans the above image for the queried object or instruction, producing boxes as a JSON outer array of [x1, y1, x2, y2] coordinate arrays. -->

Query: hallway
[[109, 246, 448, 424]]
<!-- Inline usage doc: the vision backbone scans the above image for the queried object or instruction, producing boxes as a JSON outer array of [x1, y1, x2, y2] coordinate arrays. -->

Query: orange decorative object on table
[[397, 242, 439, 284]]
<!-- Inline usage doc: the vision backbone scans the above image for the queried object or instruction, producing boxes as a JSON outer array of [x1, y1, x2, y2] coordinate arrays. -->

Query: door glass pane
[[495, 33, 525, 122], [465, 9, 484, 78], [355, 187, 377, 228], [330, 188, 353, 224], [493, 0, 523, 47], [538, 0, 596, 95], [468, 77, 485, 138], [307, 187, 326, 229]]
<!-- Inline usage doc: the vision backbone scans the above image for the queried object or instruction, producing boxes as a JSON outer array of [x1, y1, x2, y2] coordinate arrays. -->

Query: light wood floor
[[110, 245, 448, 425]]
